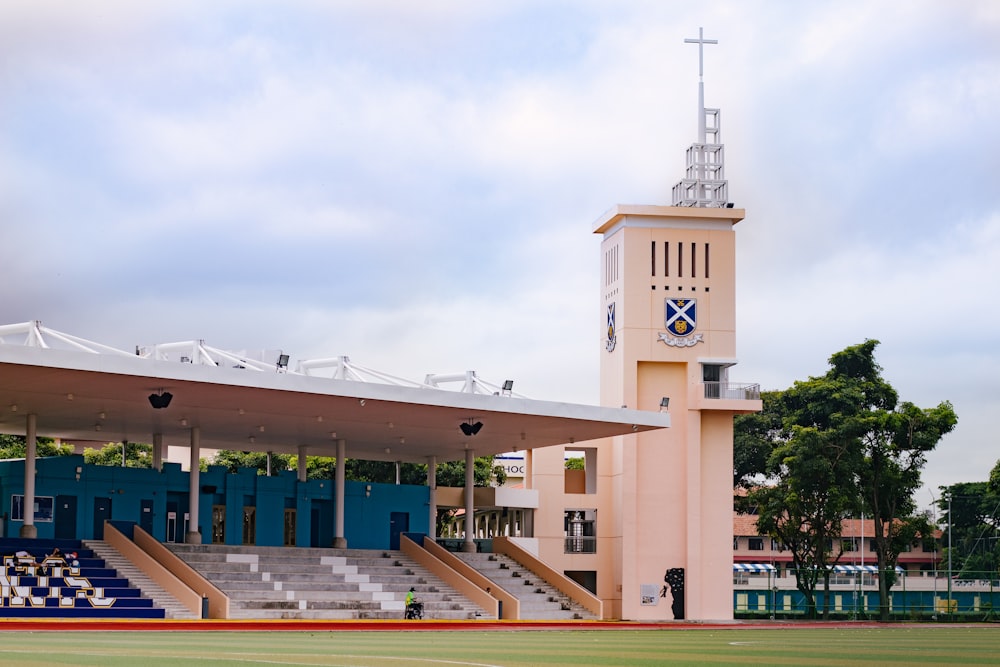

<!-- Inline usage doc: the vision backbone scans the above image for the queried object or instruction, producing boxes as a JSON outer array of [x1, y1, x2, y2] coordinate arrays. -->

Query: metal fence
[[703, 382, 761, 400], [734, 572, 999, 618]]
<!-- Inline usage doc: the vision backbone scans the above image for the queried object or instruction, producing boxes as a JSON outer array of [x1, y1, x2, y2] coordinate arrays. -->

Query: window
[[212, 505, 226, 544], [703, 363, 726, 399], [733, 537, 739, 550], [564, 509, 596, 553], [11, 495, 54, 522], [748, 537, 764, 551], [564, 448, 597, 494], [842, 539, 856, 552]]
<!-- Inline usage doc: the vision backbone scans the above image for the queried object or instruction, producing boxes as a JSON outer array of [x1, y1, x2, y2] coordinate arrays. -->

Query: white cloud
[[2, 0, 998, 492]]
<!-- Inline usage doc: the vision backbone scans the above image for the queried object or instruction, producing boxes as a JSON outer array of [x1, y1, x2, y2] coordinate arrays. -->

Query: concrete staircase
[[166, 544, 492, 620], [83, 540, 199, 619], [454, 552, 597, 620]]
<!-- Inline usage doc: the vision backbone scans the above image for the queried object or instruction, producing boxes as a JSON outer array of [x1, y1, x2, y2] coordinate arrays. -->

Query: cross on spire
[[683, 27, 718, 145], [671, 27, 729, 207], [684, 27, 717, 81]]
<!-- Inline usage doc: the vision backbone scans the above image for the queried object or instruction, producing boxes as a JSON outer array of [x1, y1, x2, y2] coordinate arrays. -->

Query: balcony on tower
[[693, 360, 761, 413]]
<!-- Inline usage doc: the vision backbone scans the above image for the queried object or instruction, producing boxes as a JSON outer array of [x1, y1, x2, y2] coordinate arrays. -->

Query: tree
[[434, 457, 506, 488], [737, 340, 957, 621], [733, 390, 785, 489], [211, 450, 293, 475], [746, 422, 860, 618], [344, 460, 426, 485], [291, 455, 337, 481], [208, 451, 506, 488], [939, 462, 1000, 578], [84, 440, 154, 467], [0, 434, 75, 458], [833, 342, 957, 621]]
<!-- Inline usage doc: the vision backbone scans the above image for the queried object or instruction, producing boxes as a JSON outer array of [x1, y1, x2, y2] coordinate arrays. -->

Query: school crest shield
[[665, 298, 696, 337], [606, 302, 617, 352]]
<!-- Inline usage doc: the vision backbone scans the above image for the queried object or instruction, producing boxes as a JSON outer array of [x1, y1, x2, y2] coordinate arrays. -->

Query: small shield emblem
[[606, 303, 617, 352], [665, 298, 696, 337]]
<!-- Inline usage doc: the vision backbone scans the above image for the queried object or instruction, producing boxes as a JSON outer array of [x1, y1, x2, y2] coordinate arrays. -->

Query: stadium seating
[[0, 538, 164, 618]]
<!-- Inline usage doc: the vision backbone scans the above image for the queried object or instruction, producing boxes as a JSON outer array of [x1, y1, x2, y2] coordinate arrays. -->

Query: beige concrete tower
[[528, 28, 760, 621], [591, 204, 760, 620]]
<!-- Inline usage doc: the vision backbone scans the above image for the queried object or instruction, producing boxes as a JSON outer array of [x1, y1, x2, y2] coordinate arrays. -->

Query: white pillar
[[462, 448, 476, 553], [427, 456, 437, 540], [297, 445, 308, 482], [185, 426, 202, 544], [152, 433, 163, 471], [395, 461, 401, 485], [333, 438, 347, 548], [20, 414, 38, 538]]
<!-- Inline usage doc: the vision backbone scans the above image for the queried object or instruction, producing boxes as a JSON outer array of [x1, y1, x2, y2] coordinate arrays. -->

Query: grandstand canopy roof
[[0, 322, 669, 463]]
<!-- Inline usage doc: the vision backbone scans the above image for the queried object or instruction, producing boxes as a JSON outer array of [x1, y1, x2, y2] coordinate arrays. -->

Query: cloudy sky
[[2, 1, 997, 504]]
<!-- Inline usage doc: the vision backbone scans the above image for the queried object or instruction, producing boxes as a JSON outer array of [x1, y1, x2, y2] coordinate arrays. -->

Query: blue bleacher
[[0, 537, 165, 619]]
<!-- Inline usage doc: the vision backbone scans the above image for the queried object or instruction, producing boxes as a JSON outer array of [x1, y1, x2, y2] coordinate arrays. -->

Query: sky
[[2, 1, 998, 507]]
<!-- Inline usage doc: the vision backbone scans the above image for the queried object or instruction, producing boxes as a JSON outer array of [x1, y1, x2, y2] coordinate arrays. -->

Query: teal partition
[[0, 456, 430, 551]]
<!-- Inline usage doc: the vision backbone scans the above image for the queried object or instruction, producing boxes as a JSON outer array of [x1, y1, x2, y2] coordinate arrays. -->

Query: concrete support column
[[427, 456, 437, 540], [185, 426, 202, 544], [152, 433, 163, 471], [297, 445, 308, 482], [20, 414, 38, 538], [333, 438, 347, 548], [462, 448, 476, 553], [524, 449, 533, 489]]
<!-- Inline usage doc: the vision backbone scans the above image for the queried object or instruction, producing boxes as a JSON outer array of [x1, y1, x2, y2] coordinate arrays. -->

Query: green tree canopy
[[211, 450, 293, 475], [84, 441, 153, 467], [733, 390, 785, 488], [736, 340, 957, 621], [939, 464, 1000, 578], [0, 434, 75, 458], [208, 451, 506, 487]]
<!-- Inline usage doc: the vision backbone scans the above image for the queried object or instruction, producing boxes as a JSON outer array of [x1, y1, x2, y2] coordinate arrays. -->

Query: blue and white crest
[[606, 302, 617, 352], [665, 298, 697, 337]]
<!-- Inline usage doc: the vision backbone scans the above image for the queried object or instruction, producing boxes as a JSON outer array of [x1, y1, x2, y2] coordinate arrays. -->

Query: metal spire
[[672, 27, 729, 208], [684, 27, 717, 144]]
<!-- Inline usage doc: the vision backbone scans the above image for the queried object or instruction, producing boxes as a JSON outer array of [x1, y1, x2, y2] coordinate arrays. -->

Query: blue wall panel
[[0, 456, 430, 550]]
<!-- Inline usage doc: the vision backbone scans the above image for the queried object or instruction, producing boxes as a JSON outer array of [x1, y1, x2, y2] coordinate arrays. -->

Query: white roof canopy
[[0, 322, 669, 463]]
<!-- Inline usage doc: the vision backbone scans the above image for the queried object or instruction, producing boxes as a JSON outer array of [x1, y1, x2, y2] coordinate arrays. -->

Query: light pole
[[947, 492, 953, 615]]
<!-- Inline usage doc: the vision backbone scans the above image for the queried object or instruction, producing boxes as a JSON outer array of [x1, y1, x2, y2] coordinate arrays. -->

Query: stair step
[[83, 540, 199, 620]]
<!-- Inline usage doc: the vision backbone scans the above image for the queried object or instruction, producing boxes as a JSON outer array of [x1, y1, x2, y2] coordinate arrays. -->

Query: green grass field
[[2, 626, 999, 666]]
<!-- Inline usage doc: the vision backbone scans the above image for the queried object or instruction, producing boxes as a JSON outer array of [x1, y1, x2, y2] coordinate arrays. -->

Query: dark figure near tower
[[660, 567, 685, 620]]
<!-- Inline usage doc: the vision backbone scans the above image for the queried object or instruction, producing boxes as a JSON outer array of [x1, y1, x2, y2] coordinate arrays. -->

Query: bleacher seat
[[0, 537, 164, 619]]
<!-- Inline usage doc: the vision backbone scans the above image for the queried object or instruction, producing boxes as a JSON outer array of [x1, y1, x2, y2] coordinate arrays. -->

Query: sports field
[[1, 625, 998, 666]]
